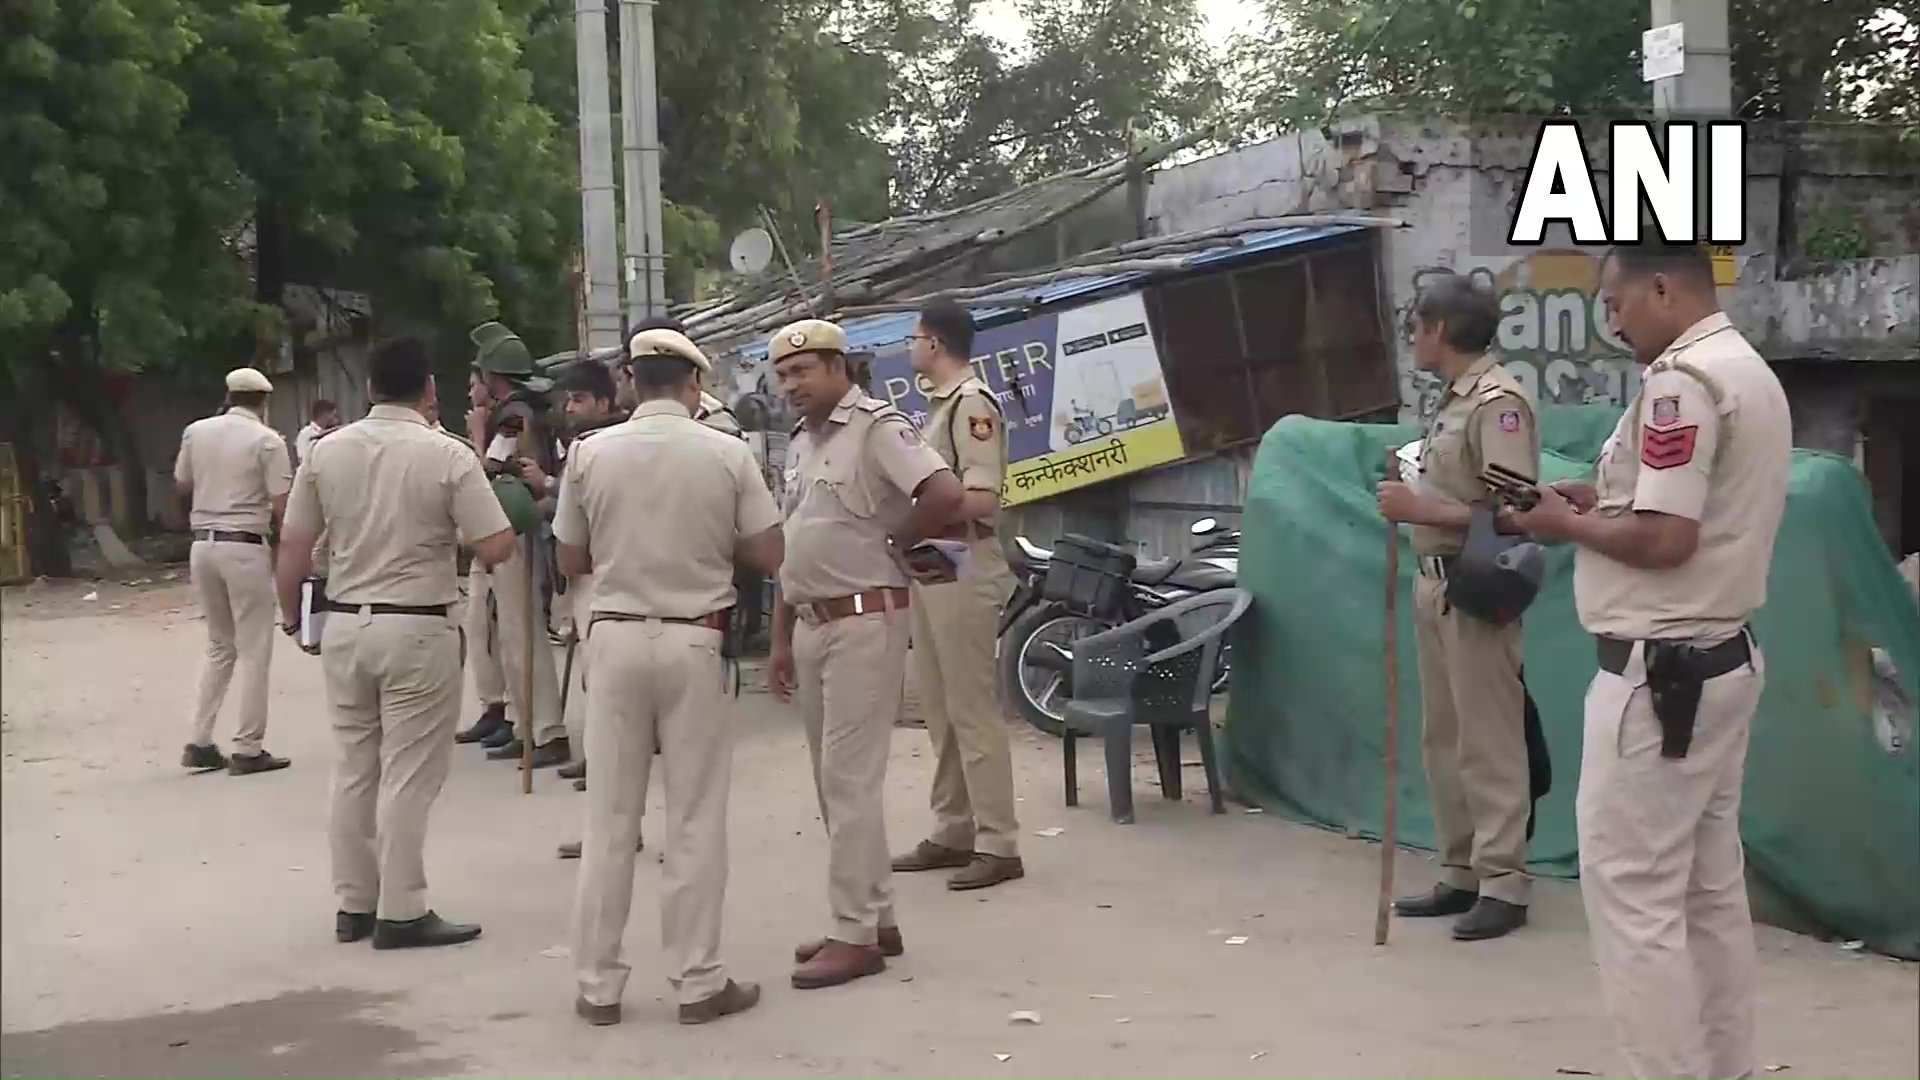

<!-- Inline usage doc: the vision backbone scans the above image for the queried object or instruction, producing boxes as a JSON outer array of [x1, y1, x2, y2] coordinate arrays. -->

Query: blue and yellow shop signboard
[[868, 292, 1186, 506]]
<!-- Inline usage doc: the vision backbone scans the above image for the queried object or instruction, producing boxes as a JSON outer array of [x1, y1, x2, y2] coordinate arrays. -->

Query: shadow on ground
[[0, 988, 462, 1079]]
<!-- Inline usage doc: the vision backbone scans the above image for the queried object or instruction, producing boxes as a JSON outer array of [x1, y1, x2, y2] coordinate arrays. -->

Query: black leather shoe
[[575, 996, 621, 1026], [1453, 897, 1528, 941], [181, 743, 227, 772], [557, 759, 587, 781], [455, 703, 507, 744], [336, 911, 376, 943], [1393, 883, 1479, 918], [485, 737, 524, 760], [528, 737, 571, 769], [229, 751, 291, 776], [371, 911, 482, 950], [480, 725, 517, 750]]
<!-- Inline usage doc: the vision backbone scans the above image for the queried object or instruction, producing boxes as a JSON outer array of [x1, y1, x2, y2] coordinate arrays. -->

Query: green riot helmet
[[471, 321, 535, 378]]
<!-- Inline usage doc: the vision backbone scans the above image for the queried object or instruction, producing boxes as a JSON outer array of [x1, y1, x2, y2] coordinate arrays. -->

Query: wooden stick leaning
[[1375, 445, 1402, 947], [519, 535, 535, 795]]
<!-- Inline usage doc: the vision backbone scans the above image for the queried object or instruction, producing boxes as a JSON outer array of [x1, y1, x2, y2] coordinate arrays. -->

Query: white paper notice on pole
[[1643, 23, 1685, 82]]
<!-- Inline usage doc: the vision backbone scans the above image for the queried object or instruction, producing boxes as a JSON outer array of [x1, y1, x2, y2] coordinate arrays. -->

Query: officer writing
[[556, 326, 782, 1026], [890, 299, 1025, 891], [275, 336, 516, 949], [1375, 272, 1541, 941], [767, 319, 964, 989], [1510, 242, 1790, 1080]]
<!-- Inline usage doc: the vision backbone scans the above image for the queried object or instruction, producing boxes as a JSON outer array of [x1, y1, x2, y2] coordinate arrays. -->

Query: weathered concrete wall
[[1149, 115, 1920, 420]]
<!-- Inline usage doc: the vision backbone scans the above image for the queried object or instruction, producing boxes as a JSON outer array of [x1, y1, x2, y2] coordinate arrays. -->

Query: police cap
[[225, 367, 274, 393], [769, 319, 848, 364], [627, 328, 712, 374]]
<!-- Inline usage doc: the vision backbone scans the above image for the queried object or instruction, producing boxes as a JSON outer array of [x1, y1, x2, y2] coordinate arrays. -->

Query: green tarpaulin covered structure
[[1226, 407, 1920, 959]]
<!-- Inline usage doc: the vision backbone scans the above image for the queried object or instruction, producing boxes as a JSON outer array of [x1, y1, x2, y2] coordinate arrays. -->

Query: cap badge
[[788, 330, 808, 347]]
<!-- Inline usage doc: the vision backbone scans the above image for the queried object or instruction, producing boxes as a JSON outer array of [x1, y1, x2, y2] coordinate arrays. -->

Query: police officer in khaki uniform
[[1376, 273, 1540, 941], [767, 319, 965, 989], [276, 336, 516, 949], [174, 366, 296, 776], [1513, 243, 1790, 1080], [556, 326, 783, 1026], [455, 368, 512, 747], [890, 300, 1024, 890], [466, 322, 572, 768]]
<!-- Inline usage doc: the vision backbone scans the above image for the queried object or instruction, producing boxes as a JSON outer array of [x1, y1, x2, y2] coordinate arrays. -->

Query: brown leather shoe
[[794, 925, 902, 964], [791, 939, 885, 989], [677, 979, 761, 1024], [574, 996, 621, 1026], [891, 839, 972, 872], [948, 853, 1024, 891]]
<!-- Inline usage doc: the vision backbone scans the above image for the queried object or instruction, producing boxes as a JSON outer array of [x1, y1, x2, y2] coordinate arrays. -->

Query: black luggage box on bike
[[1040, 534, 1136, 620]]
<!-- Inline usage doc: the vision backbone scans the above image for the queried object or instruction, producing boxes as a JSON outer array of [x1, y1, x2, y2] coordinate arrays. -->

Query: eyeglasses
[[905, 334, 934, 345]]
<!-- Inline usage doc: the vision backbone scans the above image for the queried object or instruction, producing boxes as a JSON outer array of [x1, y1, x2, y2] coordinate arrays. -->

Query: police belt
[[1417, 554, 1455, 579], [196, 529, 266, 545], [797, 587, 910, 624], [324, 600, 451, 617], [1595, 628, 1753, 760], [589, 610, 729, 633]]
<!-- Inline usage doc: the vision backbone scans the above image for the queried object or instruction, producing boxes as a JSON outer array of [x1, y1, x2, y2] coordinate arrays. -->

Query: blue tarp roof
[[726, 222, 1367, 362]]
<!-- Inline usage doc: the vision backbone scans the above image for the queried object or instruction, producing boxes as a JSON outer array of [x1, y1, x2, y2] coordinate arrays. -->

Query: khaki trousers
[[321, 610, 462, 921], [1579, 639, 1762, 1080], [794, 606, 910, 945], [561, 573, 594, 754], [187, 539, 276, 755], [463, 565, 506, 707], [1412, 573, 1532, 904], [573, 620, 733, 1007], [909, 541, 1020, 857], [486, 540, 566, 745]]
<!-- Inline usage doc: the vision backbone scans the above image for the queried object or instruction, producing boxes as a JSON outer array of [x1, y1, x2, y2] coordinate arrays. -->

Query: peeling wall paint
[[1148, 115, 1920, 420]]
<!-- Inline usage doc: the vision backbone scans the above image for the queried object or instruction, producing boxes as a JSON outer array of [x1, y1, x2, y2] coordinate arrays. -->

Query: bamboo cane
[[1376, 446, 1402, 946]]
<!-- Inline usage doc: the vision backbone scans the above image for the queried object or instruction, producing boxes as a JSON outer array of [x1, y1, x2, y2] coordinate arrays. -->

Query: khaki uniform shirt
[[779, 387, 949, 602], [173, 406, 294, 534], [285, 404, 509, 606], [924, 373, 1006, 530], [1574, 313, 1792, 642], [552, 399, 780, 620], [1411, 355, 1540, 556]]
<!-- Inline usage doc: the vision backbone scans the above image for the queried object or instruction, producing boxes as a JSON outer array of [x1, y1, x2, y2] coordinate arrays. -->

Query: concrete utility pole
[[575, 0, 623, 351], [618, 0, 668, 321], [1649, 0, 1733, 120]]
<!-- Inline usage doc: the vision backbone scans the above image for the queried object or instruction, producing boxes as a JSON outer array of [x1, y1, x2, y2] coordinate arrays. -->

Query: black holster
[[1643, 641, 1707, 760]]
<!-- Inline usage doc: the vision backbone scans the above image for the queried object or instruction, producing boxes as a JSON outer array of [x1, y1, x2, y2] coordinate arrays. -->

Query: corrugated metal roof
[[726, 222, 1367, 362]]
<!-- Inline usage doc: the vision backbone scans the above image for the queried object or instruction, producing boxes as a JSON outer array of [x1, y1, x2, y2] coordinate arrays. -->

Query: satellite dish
[[729, 227, 774, 275]]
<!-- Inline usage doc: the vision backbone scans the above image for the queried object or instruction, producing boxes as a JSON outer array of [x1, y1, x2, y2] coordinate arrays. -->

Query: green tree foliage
[[1233, 0, 1918, 131], [877, 0, 1226, 210]]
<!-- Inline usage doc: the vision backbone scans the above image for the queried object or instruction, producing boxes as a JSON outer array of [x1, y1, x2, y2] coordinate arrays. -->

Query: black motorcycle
[[996, 518, 1239, 737]]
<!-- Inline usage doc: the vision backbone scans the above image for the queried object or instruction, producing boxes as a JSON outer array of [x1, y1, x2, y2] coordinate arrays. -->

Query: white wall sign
[[1642, 23, 1685, 82]]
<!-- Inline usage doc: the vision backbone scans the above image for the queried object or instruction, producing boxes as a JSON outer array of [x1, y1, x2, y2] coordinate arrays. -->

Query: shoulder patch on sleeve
[[968, 412, 998, 441], [1496, 408, 1521, 434]]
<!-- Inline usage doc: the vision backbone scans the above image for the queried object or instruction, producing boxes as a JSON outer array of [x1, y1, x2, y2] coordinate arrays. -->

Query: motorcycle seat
[[1165, 563, 1237, 591], [1132, 557, 1179, 585]]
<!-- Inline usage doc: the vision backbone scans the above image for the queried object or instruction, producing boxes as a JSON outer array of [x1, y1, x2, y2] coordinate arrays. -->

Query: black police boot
[[336, 911, 376, 943], [455, 703, 507, 744], [1453, 897, 1528, 941], [485, 737, 524, 760], [480, 723, 517, 750], [528, 737, 571, 769], [181, 743, 228, 772], [371, 911, 482, 950], [1393, 883, 1478, 918]]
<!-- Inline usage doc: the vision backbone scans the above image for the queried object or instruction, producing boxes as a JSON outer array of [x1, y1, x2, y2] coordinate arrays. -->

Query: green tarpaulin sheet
[[1226, 406, 1920, 959]]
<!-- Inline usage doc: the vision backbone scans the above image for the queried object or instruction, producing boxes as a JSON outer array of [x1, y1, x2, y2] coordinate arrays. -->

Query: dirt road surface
[[4, 579, 1916, 1078]]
